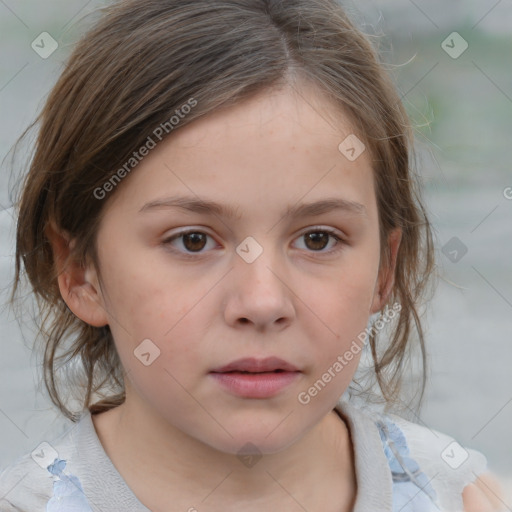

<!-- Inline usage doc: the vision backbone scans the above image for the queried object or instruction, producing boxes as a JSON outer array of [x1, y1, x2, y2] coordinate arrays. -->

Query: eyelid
[[298, 225, 346, 240]]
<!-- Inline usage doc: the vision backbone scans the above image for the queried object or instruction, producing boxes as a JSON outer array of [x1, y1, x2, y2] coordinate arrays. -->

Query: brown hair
[[10, 0, 435, 422]]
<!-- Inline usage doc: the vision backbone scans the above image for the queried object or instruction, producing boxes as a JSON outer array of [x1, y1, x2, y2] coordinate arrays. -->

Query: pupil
[[306, 232, 328, 251], [184, 233, 206, 252]]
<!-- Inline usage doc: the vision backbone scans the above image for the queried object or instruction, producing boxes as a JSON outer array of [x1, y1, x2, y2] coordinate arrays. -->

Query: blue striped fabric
[[377, 417, 439, 512]]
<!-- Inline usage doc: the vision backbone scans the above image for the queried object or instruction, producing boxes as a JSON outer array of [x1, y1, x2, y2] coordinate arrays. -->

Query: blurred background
[[0, 0, 511, 503]]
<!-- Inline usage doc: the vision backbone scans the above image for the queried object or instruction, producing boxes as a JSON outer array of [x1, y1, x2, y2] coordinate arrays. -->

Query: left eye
[[162, 228, 344, 256], [295, 229, 344, 253]]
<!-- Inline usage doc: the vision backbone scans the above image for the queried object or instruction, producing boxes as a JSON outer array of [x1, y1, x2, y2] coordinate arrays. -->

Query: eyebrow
[[138, 195, 367, 219]]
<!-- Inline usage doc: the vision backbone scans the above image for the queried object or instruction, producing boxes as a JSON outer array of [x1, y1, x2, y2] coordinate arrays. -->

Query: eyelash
[[162, 227, 346, 259]]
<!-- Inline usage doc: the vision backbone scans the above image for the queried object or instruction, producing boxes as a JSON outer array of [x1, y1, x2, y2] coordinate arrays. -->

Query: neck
[[92, 397, 357, 512]]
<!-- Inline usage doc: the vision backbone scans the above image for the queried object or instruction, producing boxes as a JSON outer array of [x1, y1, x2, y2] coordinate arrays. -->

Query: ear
[[370, 227, 402, 314], [46, 220, 109, 327]]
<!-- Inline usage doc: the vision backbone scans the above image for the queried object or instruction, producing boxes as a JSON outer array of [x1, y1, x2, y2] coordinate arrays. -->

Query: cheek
[[103, 277, 207, 411], [303, 244, 381, 378], [97, 240, 179, 327], [99, 258, 210, 371], [322, 247, 380, 326]]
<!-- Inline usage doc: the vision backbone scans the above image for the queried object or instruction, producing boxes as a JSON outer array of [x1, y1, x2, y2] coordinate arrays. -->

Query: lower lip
[[209, 371, 301, 398]]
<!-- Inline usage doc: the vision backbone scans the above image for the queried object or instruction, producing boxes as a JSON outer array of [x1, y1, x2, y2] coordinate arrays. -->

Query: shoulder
[[337, 400, 503, 512], [0, 414, 86, 512], [0, 451, 53, 511], [381, 412, 503, 512]]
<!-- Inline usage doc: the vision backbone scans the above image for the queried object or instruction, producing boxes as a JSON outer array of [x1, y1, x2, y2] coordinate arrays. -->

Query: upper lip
[[210, 357, 300, 373]]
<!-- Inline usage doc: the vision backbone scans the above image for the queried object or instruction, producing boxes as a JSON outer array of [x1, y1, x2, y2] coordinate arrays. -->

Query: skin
[[49, 83, 504, 512], [462, 474, 506, 512]]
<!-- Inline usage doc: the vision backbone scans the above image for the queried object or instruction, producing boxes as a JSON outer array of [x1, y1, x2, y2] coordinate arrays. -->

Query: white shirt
[[0, 399, 488, 511]]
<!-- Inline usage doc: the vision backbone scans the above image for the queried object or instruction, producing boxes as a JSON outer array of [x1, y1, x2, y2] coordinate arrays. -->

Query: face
[[69, 85, 398, 455]]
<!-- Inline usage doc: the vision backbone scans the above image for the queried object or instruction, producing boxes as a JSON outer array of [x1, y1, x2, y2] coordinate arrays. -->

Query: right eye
[[162, 229, 218, 258]]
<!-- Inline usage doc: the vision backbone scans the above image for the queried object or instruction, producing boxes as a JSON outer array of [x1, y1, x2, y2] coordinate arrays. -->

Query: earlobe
[[46, 221, 109, 327], [370, 228, 402, 314]]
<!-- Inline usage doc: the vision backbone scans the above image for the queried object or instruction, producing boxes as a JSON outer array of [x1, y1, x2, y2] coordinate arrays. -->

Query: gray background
[[0, 0, 511, 502]]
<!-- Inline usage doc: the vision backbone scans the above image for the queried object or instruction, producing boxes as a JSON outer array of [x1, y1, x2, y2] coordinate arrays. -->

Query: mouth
[[209, 357, 302, 398], [210, 357, 300, 374]]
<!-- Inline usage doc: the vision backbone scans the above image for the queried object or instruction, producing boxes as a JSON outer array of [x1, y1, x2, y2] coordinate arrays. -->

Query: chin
[[207, 429, 304, 458], [190, 410, 317, 458]]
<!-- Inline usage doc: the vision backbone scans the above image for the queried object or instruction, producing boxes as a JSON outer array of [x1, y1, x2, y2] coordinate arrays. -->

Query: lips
[[209, 357, 302, 398], [210, 357, 300, 374]]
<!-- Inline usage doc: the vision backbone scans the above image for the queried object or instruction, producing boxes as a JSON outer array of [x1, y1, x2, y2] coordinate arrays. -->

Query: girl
[[0, 1, 504, 511]]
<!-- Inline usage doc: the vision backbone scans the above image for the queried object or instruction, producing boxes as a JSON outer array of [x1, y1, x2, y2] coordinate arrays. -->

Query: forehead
[[172, 83, 363, 153], [101, 84, 377, 222]]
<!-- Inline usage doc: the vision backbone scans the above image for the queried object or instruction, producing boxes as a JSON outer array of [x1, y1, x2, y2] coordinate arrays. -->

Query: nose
[[223, 242, 295, 332]]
